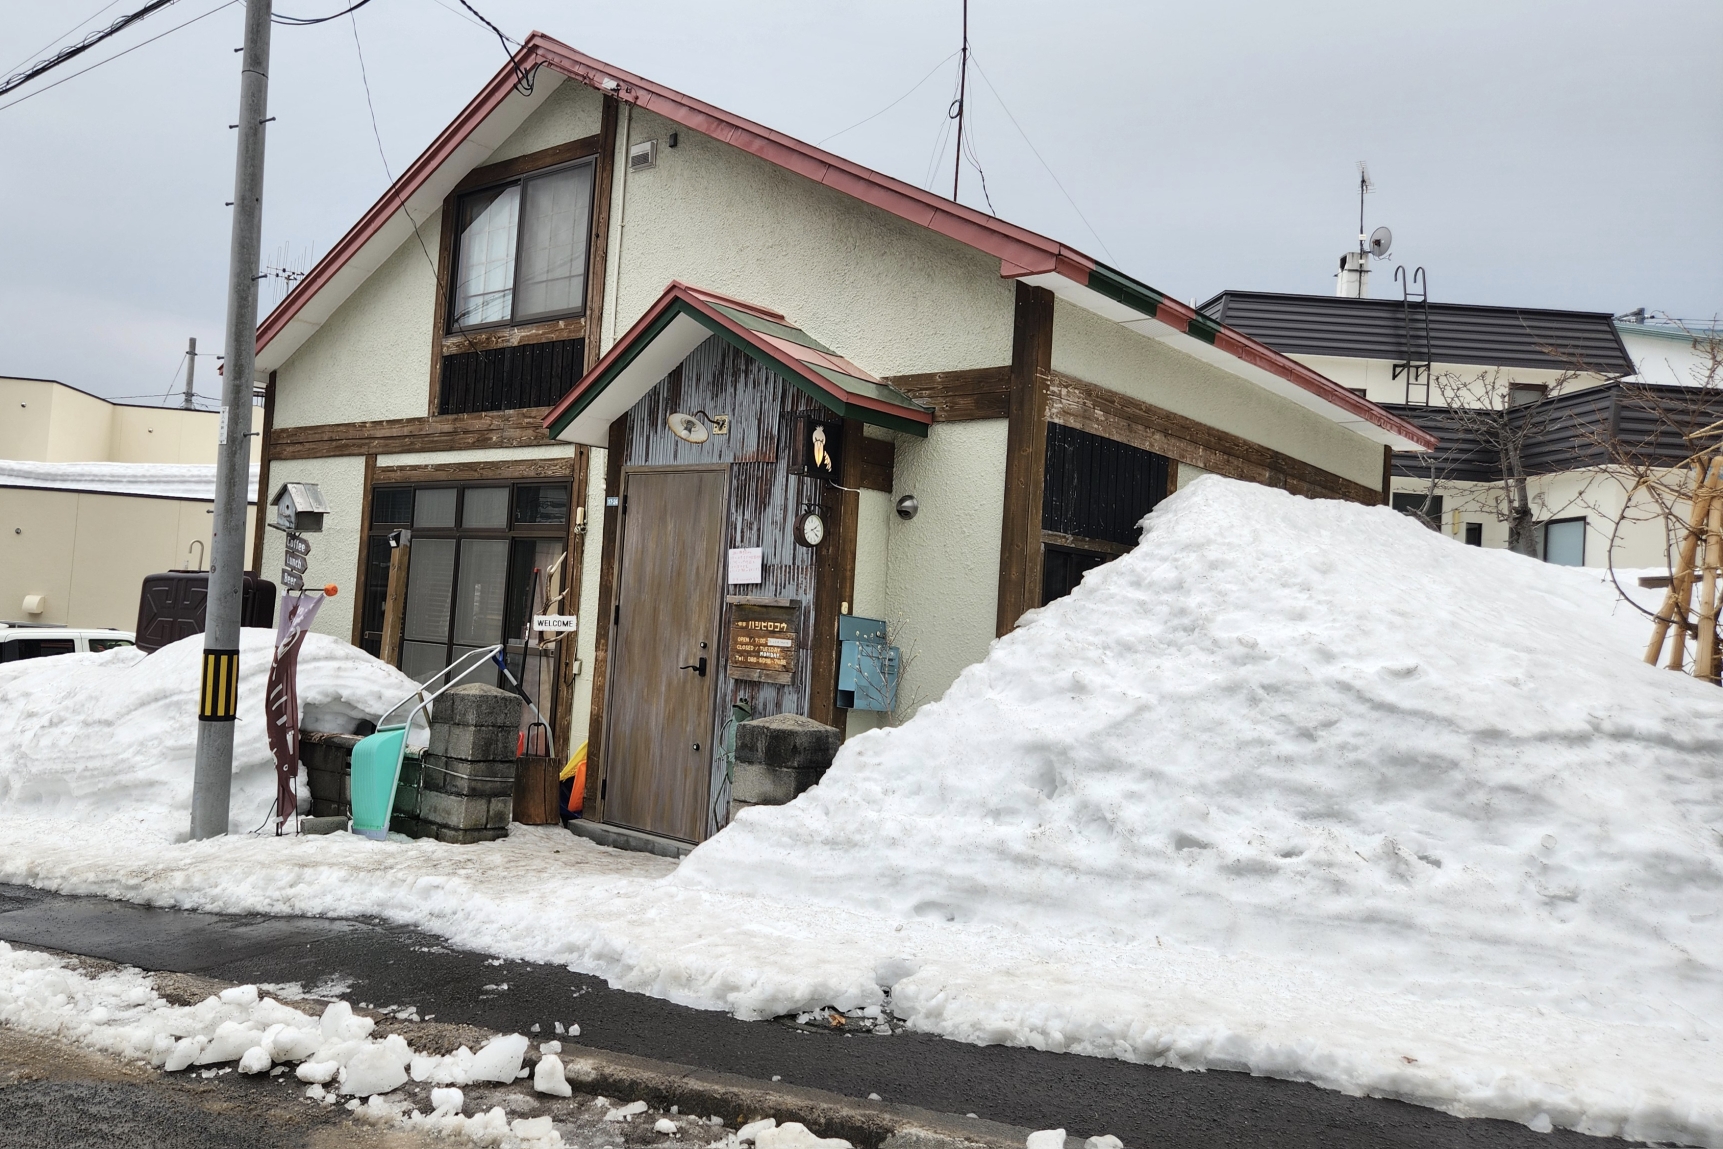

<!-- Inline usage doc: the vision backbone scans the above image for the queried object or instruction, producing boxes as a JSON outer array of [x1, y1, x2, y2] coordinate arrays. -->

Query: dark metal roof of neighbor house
[[1198, 291, 1634, 376]]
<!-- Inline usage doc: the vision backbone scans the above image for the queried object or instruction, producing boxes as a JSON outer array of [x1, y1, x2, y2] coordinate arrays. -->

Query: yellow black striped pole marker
[[199, 649, 240, 722]]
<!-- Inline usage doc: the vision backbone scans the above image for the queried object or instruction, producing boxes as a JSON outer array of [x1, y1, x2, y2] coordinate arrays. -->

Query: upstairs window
[[450, 158, 596, 331]]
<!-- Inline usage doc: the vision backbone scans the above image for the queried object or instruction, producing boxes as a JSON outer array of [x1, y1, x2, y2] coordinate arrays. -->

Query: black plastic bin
[[135, 570, 278, 654]]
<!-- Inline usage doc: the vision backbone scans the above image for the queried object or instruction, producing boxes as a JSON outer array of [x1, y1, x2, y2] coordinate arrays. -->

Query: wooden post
[[378, 536, 410, 667], [1698, 459, 1723, 680], [996, 282, 1055, 635], [1671, 458, 1721, 671], [1646, 460, 1709, 665]]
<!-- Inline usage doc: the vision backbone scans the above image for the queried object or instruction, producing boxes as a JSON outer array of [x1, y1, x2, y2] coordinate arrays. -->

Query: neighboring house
[[254, 35, 1431, 848], [1197, 291, 1722, 569], [0, 376, 262, 629]]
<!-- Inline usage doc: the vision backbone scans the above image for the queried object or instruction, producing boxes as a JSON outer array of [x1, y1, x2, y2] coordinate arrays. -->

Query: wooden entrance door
[[602, 467, 727, 842]]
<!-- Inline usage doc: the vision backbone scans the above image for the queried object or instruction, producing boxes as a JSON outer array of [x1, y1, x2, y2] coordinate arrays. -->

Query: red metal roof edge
[[541, 282, 933, 434], [256, 34, 1427, 450], [1125, 288, 1434, 449], [259, 34, 1095, 356]]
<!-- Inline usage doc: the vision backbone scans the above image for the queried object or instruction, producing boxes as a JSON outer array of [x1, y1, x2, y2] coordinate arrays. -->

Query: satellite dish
[[1369, 226, 1392, 259], [667, 412, 710, 444]]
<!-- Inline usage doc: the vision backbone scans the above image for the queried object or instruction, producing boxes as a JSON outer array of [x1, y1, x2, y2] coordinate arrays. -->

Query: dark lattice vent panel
[[438, 338, 585, 415]]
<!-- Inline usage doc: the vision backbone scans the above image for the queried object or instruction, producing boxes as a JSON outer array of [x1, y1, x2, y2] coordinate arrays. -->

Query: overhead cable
[[273, 0, 376, 26], [0, 0, 181, 99], [0, 0, 235, 114]]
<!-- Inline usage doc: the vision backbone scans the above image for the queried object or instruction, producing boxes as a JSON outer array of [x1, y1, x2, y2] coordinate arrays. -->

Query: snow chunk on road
[[0, 629, 416, 834]]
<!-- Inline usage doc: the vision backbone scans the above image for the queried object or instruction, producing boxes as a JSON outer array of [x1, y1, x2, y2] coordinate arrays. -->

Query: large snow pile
[[0, 629, 417, 833]]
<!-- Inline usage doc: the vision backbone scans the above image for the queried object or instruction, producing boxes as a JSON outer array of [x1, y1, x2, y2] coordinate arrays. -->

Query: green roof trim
[[1086, 263, 1163, 318], [1185, 312, 1223, 346], [706, 302, 837, 355]]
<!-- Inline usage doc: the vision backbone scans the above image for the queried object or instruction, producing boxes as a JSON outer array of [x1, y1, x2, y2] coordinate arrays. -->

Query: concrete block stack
[[728, 713, 842, 823], [413, 684, 521, 844]]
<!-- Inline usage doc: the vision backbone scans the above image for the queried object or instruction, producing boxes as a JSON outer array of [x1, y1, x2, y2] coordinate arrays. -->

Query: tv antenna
[[1355, 160, 1374, 253], [951, 0, 970, 202]]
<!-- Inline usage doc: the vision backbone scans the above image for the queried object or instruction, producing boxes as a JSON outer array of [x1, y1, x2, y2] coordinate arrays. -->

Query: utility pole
[[951, 0, 969, 202], [182, 336, 197, 410], [190, 0, 273, 840]]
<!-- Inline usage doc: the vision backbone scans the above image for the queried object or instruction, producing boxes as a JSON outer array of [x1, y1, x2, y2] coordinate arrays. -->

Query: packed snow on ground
[[0, 628, 419, 833], [0, 478, 1718, 1145], [0, 943, 565, 1146]]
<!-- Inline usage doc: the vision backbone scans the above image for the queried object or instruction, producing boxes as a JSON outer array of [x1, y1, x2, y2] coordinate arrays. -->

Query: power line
[[817, 51, 958, 147], [0, 0, 236, 114], [274, 0, 375, 24], [967, 51, 1116, 263], [454, 0, 535, 94], [0, 0, 182, 99], [5, 0, 126, 76]]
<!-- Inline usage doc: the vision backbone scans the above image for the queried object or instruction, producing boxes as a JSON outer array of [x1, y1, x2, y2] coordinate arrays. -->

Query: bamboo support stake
[[1647, 461, 1711, 665], [1699, 460, 1723, 681], [1668, 461, 1718, 671]]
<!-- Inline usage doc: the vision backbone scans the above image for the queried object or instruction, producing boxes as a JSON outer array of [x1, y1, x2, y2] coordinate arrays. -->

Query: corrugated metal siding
[[1386, 383, 1723, 480], [1201, 291, 1633, 375], [623, 335, 823, 835]]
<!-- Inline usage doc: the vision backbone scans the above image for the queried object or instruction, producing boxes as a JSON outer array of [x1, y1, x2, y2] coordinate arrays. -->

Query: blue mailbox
[[837, 615, 900, 712]]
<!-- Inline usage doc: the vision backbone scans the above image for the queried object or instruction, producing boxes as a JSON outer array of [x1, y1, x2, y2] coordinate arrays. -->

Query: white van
[[0, 624, 135, 663]]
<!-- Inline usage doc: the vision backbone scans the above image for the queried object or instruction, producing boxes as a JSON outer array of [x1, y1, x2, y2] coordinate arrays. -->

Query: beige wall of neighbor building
[[1, 377, 265, 628], [1, 488, 256, 629], [0, 377, 263, 464]]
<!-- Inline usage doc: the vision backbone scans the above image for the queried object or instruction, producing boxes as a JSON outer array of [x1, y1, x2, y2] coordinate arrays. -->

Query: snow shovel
[[348, 645, 504, 841]]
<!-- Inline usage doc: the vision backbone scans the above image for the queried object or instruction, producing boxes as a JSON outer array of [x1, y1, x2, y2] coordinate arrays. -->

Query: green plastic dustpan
[[349, 724, 409, 841]]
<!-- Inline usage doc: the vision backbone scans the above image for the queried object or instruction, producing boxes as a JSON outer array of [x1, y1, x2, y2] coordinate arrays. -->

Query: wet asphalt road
[[0, 882, 1632, 1149]]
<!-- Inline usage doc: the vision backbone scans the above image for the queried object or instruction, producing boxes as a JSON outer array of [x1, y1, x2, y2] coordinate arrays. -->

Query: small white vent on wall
[[628, 140, 658, 171]]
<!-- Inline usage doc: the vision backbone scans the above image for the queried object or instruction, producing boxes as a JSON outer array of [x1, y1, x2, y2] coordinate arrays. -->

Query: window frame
[[362, 481, 572, 665], [446, 155, 599, 334], [1542, 516, 1587, 566]]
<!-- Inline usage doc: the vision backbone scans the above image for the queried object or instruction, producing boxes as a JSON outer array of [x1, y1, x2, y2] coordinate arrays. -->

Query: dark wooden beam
[[585, 96, 620, 373], [996, 283, 1055, 636], [349, 453, 377, 646], [267, 409, 559, 461], [373, 456, 578, 485], [888, 365, 1010, 422], [1044, 372, 1382, 506], [452, 133, 603, 195], [809, 418, 864, 728], [859, 436, 895, 493], [552, 445, 591, 758]]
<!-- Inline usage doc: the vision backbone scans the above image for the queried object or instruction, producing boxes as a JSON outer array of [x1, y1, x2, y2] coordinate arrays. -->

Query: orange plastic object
[[323, 584, 339, 596]]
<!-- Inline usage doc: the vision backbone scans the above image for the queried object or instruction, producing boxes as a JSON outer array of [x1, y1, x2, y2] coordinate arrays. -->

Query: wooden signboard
[[727, 597, 800, 684]]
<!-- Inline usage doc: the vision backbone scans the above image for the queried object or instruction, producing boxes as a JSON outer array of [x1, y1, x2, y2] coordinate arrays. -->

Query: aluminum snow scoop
[[347, 645, 504, 841]]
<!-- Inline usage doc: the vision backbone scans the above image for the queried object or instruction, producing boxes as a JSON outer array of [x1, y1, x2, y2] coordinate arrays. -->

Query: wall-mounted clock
[[795, 509, 826, 548]]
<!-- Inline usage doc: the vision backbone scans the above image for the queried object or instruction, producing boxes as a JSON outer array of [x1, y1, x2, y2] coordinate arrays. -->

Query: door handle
[[678, 656, 708, 678]]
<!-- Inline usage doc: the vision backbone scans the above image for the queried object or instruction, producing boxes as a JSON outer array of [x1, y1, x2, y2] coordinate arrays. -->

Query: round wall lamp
[[895, 494, 919, 521]]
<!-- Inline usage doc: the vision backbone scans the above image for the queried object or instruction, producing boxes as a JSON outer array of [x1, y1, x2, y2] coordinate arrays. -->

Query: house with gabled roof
[[253, 33, 1432, 850]]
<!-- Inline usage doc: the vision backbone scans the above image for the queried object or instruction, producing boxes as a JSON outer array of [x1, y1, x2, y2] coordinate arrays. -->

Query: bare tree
[[1426, 365, 1590, 554]]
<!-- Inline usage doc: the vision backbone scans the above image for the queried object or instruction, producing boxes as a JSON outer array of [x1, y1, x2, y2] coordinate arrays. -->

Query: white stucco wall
[[257, 455, 368, 642], [1052, 300, 1386, 491], [486, 79, 603, 162], [599, 107, 1014, 376], [569, 446, 607, 751], [882, 420, 1008, 721], [1389, 467, 1675, 569], [272, 214, 440, 429]]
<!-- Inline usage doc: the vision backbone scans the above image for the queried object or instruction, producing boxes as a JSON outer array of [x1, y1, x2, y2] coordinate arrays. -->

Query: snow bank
[[1, 479, 1718, 1144], [0, 628, 417, 833], [681, 478, 1723, 984]]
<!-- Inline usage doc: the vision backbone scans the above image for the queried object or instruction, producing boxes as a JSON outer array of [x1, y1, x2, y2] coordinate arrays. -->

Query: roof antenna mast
[[951, 0, 969, 202]]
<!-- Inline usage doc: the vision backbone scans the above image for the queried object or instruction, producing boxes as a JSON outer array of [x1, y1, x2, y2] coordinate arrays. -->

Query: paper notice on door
[[727, 547, 763, 585]]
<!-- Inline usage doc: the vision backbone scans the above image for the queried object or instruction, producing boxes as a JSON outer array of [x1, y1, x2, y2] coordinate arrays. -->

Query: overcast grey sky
[[2, 0, 1719, 403]]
